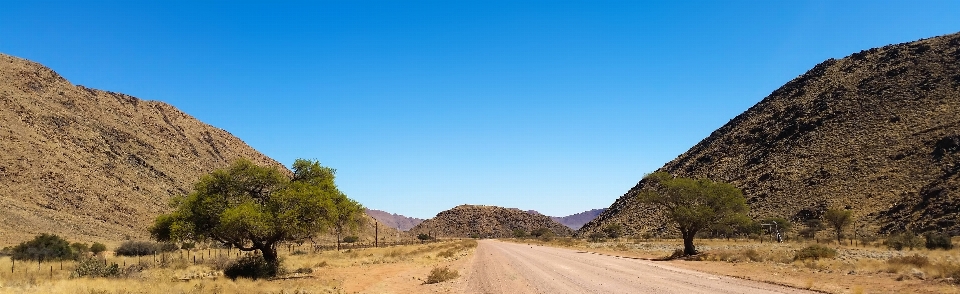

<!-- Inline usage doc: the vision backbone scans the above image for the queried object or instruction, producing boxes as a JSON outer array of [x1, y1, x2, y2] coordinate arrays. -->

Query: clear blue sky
[[2, 1, 959, 219]]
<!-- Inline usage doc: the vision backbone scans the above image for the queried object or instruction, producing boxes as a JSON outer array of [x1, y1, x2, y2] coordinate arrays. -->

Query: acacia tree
[[639, 172, 748, 256], [823, 208, 853, 245], [150, 158, 355, 264], [327, 192, 364, 250]]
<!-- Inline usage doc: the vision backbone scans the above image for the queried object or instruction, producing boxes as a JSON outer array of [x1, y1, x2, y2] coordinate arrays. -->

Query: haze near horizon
[[2, 1, 959, 219]]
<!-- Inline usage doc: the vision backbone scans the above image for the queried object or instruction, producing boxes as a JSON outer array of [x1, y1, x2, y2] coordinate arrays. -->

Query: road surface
[[461, 240, 814, 294]]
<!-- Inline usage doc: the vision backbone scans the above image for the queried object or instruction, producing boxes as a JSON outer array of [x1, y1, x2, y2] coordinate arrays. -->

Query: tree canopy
[[639, 172, 748, 255], [150, 158, 363, 263], [823, 208, 853, 245]]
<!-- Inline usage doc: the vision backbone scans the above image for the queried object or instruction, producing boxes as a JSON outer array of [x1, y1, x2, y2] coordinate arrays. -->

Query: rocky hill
[[580, 32, 960, 237], [365, 208, 423, 231], [408, 205, 574, 238], [0, 53, 285, 244]]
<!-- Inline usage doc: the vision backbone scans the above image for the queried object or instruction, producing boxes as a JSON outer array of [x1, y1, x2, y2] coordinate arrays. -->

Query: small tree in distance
[[639, 172, 748, 256], [823, 208, 853, 245]]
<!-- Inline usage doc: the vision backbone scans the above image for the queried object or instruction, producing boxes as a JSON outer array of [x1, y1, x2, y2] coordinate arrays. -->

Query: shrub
[[115, 241, 177, 256], [588, 232, 606, 242], [180, 242, 195, 250], [925, 233, 954, 250], [223, 255, 283, 280], [512, 229, 527, 238], [417, 234, 433, 242], [343, 236, 359, 243], [437, 249, 456, 258], [90, 243, 107, 255], [70, 242, 90, 256], [888, 254, 930, 268], [115, 241, 157, 256], [794, 245, 837, 260], [603, 224, 623, 239], [10, 234, 76, 261], [424, 266, 459, 284], [885, 232, 924, 251], [71, 257, 121, 278], [530, 228, 550, 238]]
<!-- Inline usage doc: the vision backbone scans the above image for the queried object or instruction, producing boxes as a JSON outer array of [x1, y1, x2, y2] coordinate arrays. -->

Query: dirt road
[[460, 240, 815, 294]]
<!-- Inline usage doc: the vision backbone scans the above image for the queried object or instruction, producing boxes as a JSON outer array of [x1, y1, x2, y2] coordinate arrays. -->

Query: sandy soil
[[460, 240, 815, 294]]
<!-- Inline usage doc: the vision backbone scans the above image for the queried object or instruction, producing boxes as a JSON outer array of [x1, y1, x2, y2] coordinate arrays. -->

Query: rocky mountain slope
[[365, 209, 423, 231], [0, 53, 285, 244], [408, 205, 574, 238], [580, 32, 960, 237]]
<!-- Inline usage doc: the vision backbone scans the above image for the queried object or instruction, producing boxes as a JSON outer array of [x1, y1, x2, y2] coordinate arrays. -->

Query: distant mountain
[[365, 209, 423, 231], [552, 209, 606, 230], [524, 209, 606, 230], [0, 53, 285, 244], [580, 32, 960, 237], [409, 205, 573, 238]]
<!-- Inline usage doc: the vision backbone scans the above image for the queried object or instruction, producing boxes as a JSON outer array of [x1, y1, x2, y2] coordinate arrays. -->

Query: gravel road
[[461, 240, 815, 294]]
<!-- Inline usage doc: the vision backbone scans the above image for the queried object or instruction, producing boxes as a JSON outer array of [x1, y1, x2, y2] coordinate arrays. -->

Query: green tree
[[638, 172, 748, 255], [150, 158, 354, 265], [327, 192, 365, 250], [761, 217, 792, 241], [90, 242, 107, 256], [11, 234, 76, 261], [823, 208, 853, 245]]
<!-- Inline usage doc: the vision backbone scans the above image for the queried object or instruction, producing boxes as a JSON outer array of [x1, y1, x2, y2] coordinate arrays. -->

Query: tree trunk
[[836, 229, 842, 245], [682, 231, 697, 256], [260, 245, 278, 264]]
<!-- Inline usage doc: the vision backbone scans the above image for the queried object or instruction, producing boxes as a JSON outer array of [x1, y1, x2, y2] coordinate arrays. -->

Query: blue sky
[[2, 1, 959, 219]]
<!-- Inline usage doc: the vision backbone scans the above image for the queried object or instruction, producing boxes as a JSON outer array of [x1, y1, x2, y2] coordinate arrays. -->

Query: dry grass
[[0, 239, 478, 294], [424, 266, 459, 284]]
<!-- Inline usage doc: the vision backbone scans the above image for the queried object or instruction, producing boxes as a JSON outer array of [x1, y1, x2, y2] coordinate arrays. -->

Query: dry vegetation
[[511, 236, 960, 294], [0, 239, 477, 294]]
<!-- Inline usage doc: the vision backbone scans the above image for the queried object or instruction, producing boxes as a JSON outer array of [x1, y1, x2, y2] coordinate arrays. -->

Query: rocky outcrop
[[579, 32, 960, 237], [0, 53, 285, 244], [409, 205, 574, 238], [365, 209, 423, 231]]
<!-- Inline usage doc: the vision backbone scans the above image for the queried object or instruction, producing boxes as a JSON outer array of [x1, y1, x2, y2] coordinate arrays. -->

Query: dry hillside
[[408, 205, 573, 238], [580, 32, 960, 237], [0, 53, 285, 244], [365, 208, 423, 231]]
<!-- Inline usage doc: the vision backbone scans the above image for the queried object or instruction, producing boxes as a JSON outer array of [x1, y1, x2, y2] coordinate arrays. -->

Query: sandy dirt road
[[460, 240, 815, 294]]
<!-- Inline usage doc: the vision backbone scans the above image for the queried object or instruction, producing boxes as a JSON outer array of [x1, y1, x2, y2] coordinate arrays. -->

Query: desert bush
[[417, 234, 433, 243], [603, 224, 623, 239], [425, 266, 459, 284], [794, 244, 837, 260], [114, 241, 179, 256], [223, 255, 283, 280], [71, 257, 121, 278], [70, 242, 90, 256], [343, 236, 360, 243], [885, 232, 924, 251], [115, 241, 157, 256], [512, 228, 527, 238], [0, 246, 11, 256], [180, 242, 196, 250], [437, 249, 456, 258], [925, 232, 954, 250], [530, 228, 550, 238], [90, 242, 107, 255], [588, 232, 606, 243], [10, 233, 76, 261], [888, 254, 930, 268]]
